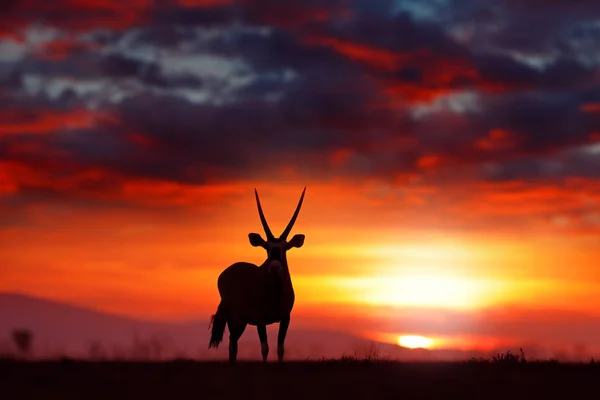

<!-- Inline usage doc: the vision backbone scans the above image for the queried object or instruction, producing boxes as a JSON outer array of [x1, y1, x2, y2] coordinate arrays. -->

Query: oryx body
[[208, 188, 306, 363]]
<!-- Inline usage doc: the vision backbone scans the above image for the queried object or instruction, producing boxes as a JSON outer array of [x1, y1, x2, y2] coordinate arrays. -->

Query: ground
[[2, 359, 598, 399]]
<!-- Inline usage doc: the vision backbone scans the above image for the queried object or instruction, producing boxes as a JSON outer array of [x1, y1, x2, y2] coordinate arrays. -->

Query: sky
[[1, 0, 600, 358]]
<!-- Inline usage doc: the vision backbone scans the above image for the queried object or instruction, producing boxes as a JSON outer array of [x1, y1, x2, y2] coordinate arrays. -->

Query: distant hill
[[0, 292, 481, 361]]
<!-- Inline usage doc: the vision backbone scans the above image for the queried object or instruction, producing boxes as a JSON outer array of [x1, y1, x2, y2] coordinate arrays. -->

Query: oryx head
[[249, 187, 306, 275]]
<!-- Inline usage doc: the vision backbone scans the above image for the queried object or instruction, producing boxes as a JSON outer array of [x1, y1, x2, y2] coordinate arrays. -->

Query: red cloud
[[302, 35, 407, 72], [242, 0, 344, 29], [0, 0, 153, 38], [1, 0, 342, 39], [0, 160, 124, 198], [176, 0, 237, 6], [302, 34, 519, 104], [417, 154, 445, 170], [475, 128, 518, 151], [580, 102, 600, 113], [0, 108, 116, 137], [329, 148, 353, 167], [0, 158, 201, 207], [35, 37, 102, 60], [1, 146, 248, 209], [127, 133, 158, 149]]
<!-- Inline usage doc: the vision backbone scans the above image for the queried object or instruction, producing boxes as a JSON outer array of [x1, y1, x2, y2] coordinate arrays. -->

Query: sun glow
[[330, 274, 511, 309], [398, 335, 433, 349]]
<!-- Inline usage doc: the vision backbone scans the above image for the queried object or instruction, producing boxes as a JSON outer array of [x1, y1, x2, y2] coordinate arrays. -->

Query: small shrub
[[466, 357, 489, 364], [491, 348, 527, 365]]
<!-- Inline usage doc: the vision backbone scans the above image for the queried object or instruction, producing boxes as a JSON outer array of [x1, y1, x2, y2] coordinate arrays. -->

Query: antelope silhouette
[[208, 187, 306, 363]]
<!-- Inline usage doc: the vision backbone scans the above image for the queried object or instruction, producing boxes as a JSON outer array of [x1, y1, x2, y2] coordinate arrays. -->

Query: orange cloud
[[441, 178, 600, 235], [121, 179, 250, 207]]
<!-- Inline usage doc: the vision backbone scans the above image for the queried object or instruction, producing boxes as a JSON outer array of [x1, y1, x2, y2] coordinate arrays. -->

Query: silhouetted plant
[[467, 348, 528, 365], [466, 356, 489, 364], [339, 354, 360, 362], [492, 348, 527, 365], [339, 342, 388, 363], [319, 345, 388, 364], [11, 329, 32, 358], [519, 347, 527, 364]]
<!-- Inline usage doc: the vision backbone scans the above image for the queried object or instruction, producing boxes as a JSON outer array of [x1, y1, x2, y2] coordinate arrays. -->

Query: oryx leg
[[277, 315, 290, 363], [227, 320, 246, 363], [257, 325, 269, 363]]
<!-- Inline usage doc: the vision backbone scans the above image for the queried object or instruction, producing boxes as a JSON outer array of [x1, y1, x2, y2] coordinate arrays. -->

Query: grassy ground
[[2, 356, 599, 400]]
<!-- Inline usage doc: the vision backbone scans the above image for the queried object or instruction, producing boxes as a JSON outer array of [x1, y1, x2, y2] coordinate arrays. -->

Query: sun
[[398, 335, 433, 349]]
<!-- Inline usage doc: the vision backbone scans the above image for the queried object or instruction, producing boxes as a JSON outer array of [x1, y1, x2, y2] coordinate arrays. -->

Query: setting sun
[[398, 335, 434, 349]]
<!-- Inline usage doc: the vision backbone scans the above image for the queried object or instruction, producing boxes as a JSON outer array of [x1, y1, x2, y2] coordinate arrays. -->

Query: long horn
[[280, 187, 306, 240], [254, 189, 275, 241]]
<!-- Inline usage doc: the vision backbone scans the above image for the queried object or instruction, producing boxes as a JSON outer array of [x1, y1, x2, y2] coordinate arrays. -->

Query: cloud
[[0, 0, 599, 235], [0, 0, 151, 39]]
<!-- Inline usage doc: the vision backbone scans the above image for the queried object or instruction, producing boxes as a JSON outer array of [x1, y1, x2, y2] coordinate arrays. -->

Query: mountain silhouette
[[0, 292, 484, 360]]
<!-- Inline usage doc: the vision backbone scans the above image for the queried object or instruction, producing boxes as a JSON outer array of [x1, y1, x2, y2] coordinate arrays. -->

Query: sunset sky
[[1, 0, 600, 358]]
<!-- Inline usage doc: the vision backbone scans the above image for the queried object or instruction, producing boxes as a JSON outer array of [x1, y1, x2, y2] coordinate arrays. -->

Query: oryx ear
[[249, 233, 267, 247], [286, 234, 305, 249]]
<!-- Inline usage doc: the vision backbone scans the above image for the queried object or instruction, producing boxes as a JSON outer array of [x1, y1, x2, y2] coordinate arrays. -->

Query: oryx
[[208, 187, 306, 363]]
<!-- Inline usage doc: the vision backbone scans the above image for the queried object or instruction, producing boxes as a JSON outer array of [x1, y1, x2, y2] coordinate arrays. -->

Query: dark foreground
[[2, 359, 599, 400]]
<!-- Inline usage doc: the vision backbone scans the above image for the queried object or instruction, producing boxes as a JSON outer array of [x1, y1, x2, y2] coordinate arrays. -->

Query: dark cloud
[[480, 144, 600, 182], [150, 4, 247, 29], [0, 62, 23, 91], [324, 12, 466, 56], [444, 0, 600, 58], [474, 55, 598, 92], [473, 54, 540, 89], [1, 0, 600, 210], [11, 50, 203, 92], [139, 64, 203, 89], [405, 86, 600, 175], [476, 89, 600, 153]]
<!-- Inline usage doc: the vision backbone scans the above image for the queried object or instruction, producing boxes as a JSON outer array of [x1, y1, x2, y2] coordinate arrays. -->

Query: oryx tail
[[208, 301, 227, 348]]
